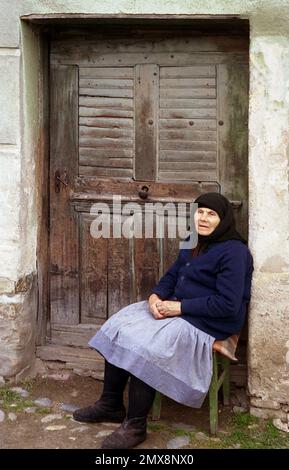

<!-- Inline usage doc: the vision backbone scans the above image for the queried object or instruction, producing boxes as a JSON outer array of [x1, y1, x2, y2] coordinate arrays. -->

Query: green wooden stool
[[152, 334, 239, 435]]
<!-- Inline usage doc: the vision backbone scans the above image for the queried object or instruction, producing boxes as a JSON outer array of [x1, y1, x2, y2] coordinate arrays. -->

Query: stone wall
[[248, 34, 289, 420], [0, 1, 288, 423], [0, 274, 37, 379]]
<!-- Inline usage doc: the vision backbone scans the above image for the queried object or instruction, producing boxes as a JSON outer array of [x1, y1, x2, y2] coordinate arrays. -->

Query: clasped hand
[[148, 294, 181, 320]]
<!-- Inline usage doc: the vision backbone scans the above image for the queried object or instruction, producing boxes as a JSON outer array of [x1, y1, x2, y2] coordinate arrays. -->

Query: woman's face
[[194, 206, 221, 236]]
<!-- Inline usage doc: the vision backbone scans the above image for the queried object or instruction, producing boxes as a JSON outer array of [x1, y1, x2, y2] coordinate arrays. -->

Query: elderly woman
[[73, 192, 254, 449]]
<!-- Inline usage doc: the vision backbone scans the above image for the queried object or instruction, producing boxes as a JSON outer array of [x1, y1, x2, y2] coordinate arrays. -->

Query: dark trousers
[[102, 360, 156, 419]]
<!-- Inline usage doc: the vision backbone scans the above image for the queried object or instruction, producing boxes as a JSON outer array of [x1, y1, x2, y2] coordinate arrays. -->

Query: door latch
[[55, 170, 68, 193], [138, 185, 149, 200]]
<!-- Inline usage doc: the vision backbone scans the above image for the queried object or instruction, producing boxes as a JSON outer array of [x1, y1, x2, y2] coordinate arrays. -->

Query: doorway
[[35, 20, 249, 382]]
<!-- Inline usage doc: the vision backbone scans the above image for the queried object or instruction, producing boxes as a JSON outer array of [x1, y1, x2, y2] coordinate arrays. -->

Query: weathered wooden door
[[44, 29, 248, 366]]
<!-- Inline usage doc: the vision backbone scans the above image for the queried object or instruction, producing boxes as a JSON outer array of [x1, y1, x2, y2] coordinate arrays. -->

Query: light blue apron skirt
[[89, 300, 215, 408]]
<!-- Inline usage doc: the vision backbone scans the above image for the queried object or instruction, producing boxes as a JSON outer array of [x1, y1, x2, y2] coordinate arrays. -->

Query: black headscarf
[[194, 193, 247, 249]]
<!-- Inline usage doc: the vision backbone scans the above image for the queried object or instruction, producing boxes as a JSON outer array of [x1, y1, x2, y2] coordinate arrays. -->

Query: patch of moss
[[0, 387, 52, 415], [0, 388, 35, 412], [36, 407, 51, 415], [232, 411, 259, 428]]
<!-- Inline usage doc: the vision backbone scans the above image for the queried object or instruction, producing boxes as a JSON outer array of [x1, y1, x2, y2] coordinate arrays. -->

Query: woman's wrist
[[149, 294, 161, 305]]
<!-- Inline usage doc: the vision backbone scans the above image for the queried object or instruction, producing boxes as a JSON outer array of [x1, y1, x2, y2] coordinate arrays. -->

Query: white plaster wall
[[0, 148, 21, 280], [249, 36, 289, 272], [0, 50, 21, 283], [0, 0, 20, 47], [247, 33, 289, 416], [19, 22, 41, 278], [0, 54, 20, 144]]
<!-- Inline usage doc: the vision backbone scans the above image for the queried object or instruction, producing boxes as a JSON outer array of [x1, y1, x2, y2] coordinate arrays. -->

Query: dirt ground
[[0, 373, 227, 449], [0, 373, 288, 450]]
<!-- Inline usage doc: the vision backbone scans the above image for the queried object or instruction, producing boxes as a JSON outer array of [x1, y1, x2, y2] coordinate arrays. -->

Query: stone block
[[0, 278, 15, 294], [248, 273, 289, 408], [250, 406, 287, 421], [0, 273, 37, 377], [250, 397, 281, 410]]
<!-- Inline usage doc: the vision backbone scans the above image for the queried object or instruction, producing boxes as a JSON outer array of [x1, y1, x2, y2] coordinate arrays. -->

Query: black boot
[[73, 392, 126, 423], [101, 417, 147, 449]]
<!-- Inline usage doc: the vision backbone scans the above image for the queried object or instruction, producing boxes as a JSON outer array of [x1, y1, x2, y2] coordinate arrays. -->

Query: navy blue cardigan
[[151, 240, 254, 340]]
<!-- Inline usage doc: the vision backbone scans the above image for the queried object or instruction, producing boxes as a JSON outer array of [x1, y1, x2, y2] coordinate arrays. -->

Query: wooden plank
[[230, 364, 247, 387], [162, 230, 183, 274], [80, 215, 108, 322], [79, 96, 133, 110], [160, 98, 216, 109], [160, 150, 217, 162], [160, 77, 216, 88], [79, 137, 133, 148], [79, 166, 133, 178], [79, 107, 134, 118], [79, 127, 133, 139], [80, 156, 133, 168], [160, 130, 216, 141], [36, 345, 104, 373], [159, 161, 217, 171], [51, 52, 248, 67], [51, 323, 102, 332], [158, 170, 217, 181], [51, 325, 101, 348], [79, 88, 134, 98], [217, 63, 249, 238], [107, 237, 132, 316], [79, 78, 133, 88], [135, 64, 159, 181], [160, 65, 216, 78], [160, 108, 217, 119], [79, 148, 133, 159], [36, 36, 50, 346], [159, 119, 216, 129], [160, 140, 216, 151], [72, 177, 220, 202], [79, 117, 133, 128], [51, 35, 249, 57], [79, 106, 134, 118], [134, 237, 160, 301], [50, 64, 79, 325], [79, 67, 134, 79], [160, 88, 216, 99]]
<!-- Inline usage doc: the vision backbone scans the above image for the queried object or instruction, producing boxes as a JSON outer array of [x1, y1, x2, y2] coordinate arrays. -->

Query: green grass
[[0, 388, 35, 412], [171, 428, 192, 438], [149, 412, 289, 449], [148, 422, 167, 433], [19, 377, 34, 392], [36, 407, 51, 415], [232, 411, 259, 428], [0, 387, 51, 415]]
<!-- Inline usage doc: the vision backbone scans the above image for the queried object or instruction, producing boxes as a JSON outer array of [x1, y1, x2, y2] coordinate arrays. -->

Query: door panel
[[79, 214, 108, 323], [79, 66, 134, 179], [135, 64, 159, 181], [217, 62, 249, 236], [159, 65, 217, 181], [50, 65, 79, 326]]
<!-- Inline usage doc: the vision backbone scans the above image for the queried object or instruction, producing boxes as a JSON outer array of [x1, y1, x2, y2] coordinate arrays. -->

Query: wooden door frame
[[22, 15, 249, 347]]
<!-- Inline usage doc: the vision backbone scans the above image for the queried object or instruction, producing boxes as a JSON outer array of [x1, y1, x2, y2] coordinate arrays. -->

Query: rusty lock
[[138, 185, 149, 200], [55, 170, 68, 193]]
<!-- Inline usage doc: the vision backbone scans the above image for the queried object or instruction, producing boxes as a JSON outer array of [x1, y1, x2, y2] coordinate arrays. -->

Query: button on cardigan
[[151, 240, 254, 340]]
